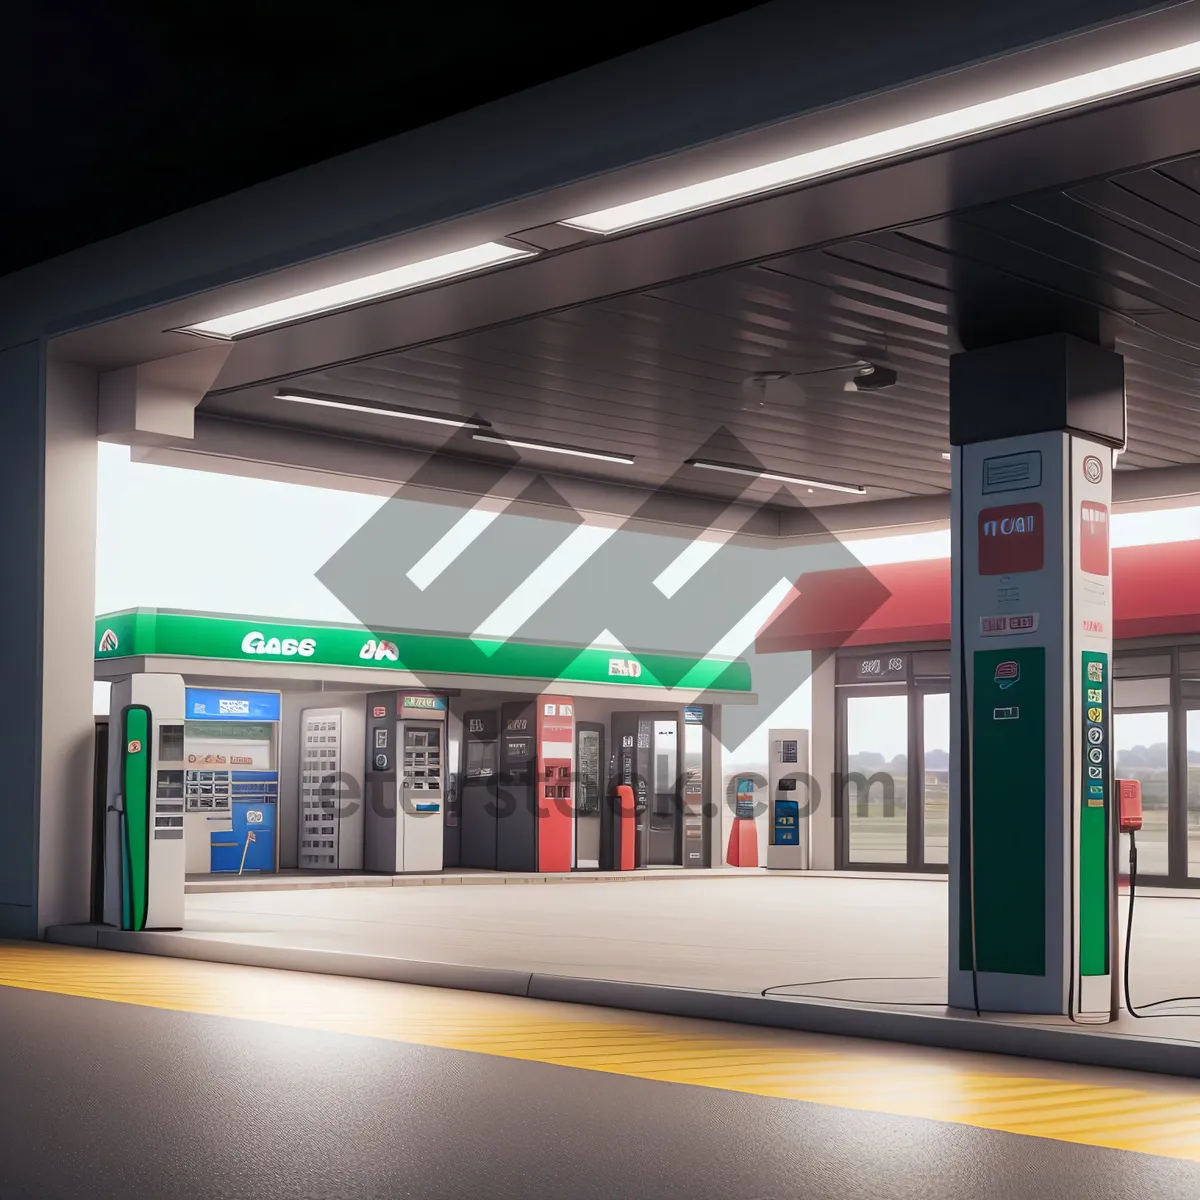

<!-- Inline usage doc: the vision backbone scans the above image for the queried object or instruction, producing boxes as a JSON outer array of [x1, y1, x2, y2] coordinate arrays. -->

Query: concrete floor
[[176, 874, 1200, 1035], [182, 874, 949, 994]]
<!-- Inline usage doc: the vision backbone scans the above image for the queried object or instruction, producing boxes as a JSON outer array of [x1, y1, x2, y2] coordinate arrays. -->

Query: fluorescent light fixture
[[276, 391, 488, 430], [185, 242, 534, 338], [472, 432, 635, 464], [561, 40, 1200, 233], [688, 458, 865, 495]]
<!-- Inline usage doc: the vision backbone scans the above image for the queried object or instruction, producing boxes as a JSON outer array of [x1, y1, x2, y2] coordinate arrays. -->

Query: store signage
[[240, 631, 316, 658], [186, 689, 282, 723], [853, 654, 906, 682], [98, 629, 119, 652], [684, 706, 705, 724], [978, 503, 1044, 575], [980, 613, 1039, 636], [982, 450, 1042, 494], [93, 611, 752, 693], [360, 639, 400, 662]]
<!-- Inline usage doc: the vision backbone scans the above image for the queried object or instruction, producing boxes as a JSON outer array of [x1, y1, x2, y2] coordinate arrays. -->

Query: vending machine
[[365, 692, 446, 874], [103, 674, 187, 931], [182, 688, 280, 874], [498, 700, 537, 872], [537, 697, 575, 873], [298, 706, 363, 871], [460, 708, 500, 870], [609, 712, 683, 867], [766, 727, 810, 869]]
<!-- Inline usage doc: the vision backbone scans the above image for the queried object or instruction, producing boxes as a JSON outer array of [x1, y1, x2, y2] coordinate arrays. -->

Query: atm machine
[[610, 712, 683, 867], [364, 692, 446, 873], [766, 727, 810, 869], [103, 674, 187, 931]]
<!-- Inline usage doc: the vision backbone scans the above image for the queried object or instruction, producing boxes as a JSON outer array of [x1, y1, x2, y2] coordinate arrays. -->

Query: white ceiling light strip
[[276, 391, 485, 430], [472, 432, 635, 464], [688, 458, 865, 495], [185, 242, 534, 338], [561, 39, 1200, 234]]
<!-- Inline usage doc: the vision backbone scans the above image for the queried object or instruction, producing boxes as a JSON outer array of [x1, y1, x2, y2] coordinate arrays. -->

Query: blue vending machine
[[183, 688, 281, 874]]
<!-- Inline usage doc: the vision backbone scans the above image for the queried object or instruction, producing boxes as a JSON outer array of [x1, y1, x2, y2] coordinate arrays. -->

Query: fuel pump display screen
[[735, 777, 756, 820]]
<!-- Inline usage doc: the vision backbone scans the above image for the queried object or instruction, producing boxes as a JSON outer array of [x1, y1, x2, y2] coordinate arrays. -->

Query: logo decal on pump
[[994, 660, 1020, 690], [1083, 455, 1104, 484]]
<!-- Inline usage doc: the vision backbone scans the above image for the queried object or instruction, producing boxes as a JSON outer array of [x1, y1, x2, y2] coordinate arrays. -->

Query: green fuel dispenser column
[[103, 674, 187, 931], [948, 335, 1123, 1021]]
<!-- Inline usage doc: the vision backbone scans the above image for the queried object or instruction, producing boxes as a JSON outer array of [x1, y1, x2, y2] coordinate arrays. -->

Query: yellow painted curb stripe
[[3, 942, 1200, 1162]]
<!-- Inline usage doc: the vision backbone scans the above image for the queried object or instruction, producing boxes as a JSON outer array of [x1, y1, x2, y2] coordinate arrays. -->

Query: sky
[[95, 444, 1200, 758]]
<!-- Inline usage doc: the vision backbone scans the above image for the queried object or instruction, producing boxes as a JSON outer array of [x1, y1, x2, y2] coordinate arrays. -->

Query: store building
[[759, 538, 1200, 883], [93, 607, 750, 894]]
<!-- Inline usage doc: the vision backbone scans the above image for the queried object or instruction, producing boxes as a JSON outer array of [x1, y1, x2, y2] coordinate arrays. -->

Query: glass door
[[841, 691, 909, 866], [1188, 709, 1200, 880], [920, 691, 951, 869]]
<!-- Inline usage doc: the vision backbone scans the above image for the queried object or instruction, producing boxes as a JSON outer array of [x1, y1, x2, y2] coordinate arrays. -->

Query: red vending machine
[[537, 696, 575, 872]]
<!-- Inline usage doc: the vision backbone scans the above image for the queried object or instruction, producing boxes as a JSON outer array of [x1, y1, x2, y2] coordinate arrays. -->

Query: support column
[[948, 334, 1124, 1020], [0, 343, 98, 938]]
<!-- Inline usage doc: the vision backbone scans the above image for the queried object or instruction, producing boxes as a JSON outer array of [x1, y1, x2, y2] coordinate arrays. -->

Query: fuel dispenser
[[726, 775, 760, 867], [103, 674, 187, 931], [767, 727, 809, 870], [364, 692, 446, 873]]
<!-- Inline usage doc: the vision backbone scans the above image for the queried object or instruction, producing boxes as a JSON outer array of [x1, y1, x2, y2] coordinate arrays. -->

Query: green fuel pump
[[103, 674, 187, 931]]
